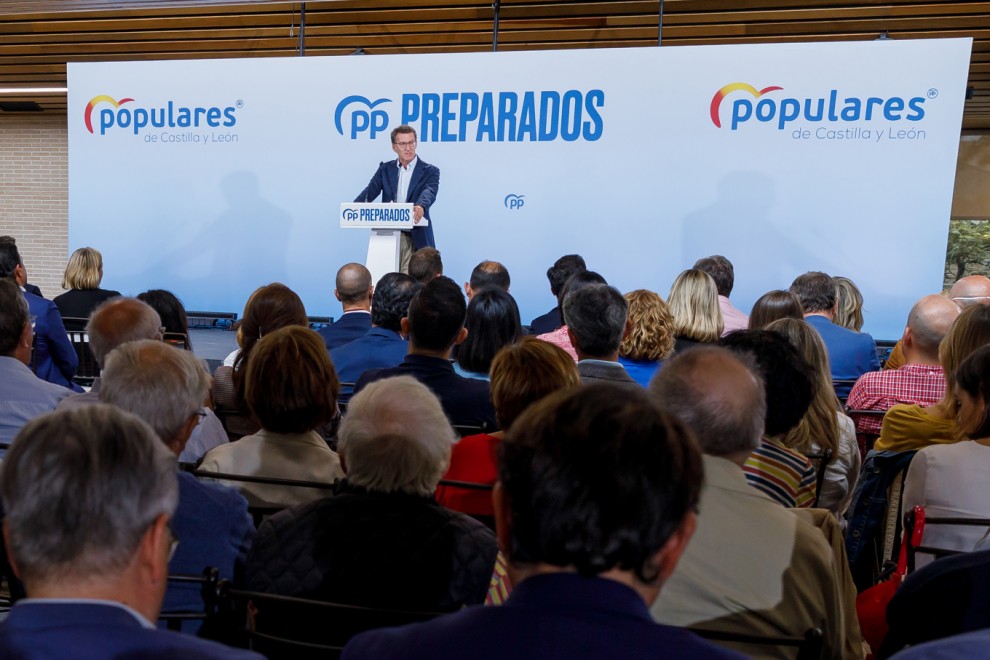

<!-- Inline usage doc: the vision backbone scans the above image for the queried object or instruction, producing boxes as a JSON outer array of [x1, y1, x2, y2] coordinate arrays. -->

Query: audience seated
[[57, 297, 228, 463], [901, 344, 990, 555], [99, 340, 254, 630], [318, 263, 373, 350], [0, 240, 79, 390], [53, 247, 121, 322], [453, 286, 522, 380], [720, 331, 818, 508], [0, 236, 43, 297], [874, 304, 990, 452], [0, 279, 72, 448], [202, 326, 344, 508], [408, 247, 443, 284], [137, 289, 194, 349], [0, 405, 260, 659], [884, 275, 990, 371], [535, 269, 606, 361], [832, 276, 864, 332], [214, 282, 308, 437], [618, 289, 675, 387], [790, 271, 880, 398], [847, 294, 958, 436], [748, 289, 804, 330], [694, 255, 748, 334], [463, 260, 510, 300], [667, 269, 723, 354], [355, 276, 497, 430], [649, 347, 847, 659], [767, 318, 861, 517], [565, 283, 637, 386], [330, 272, 419, 389], [344, 383, 740, 660], [437, 337, 579, 519], [246, 376, 497, 612], [528, 253, 586, 334]]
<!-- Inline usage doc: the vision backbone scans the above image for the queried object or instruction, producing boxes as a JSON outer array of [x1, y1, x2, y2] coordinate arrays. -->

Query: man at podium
[[356, 125, 440, 273]]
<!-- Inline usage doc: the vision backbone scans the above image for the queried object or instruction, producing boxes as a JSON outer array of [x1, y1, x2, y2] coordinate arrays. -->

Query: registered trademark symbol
[[927, 88, 938, 99], [236, 99, 244, 108]]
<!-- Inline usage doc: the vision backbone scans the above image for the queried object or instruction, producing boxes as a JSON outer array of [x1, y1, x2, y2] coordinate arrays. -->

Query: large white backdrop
[[68, 39, 970, 339]]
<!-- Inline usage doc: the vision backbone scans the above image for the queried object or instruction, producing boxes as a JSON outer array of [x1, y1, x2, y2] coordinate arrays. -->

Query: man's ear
[[652, 512, 697, 587], [464, 283, 472, 298], [566, 327, 578, 351], [453, 327, 468, 346], [492, 482, 512, 556], [139, 514, 171, 587], [368, 286, 374, 301], [623, 317, 633, 341], [400, 317, 410, 340], [902, 326, 914, 349], [3, 519, 21, 579], [334, 289, 342, 302]]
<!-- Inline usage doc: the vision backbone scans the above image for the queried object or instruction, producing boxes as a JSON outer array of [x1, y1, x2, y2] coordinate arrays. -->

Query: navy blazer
[[0, 601, 261, 659], [355, 354, 496, 430], [25, 291, 80, 391], [356, 158, 439, 250], [805, 315, 880, 397], [330, 327, 408, 390], [529, 306, 561, 335], [318, 312, 372, 351], [342, 573, 744, 660]]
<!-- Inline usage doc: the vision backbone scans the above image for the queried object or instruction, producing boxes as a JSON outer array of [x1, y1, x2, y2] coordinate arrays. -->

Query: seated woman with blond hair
[[53, 247, 121, 323], [667, 269, 723, 354], [767, 318, 861, 517], [618, 289, 675, 387], [201, 325, 344, 509]]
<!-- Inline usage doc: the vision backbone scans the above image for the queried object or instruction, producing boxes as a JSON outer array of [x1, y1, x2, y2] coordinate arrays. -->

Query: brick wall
[[0, 114, 68, 298]]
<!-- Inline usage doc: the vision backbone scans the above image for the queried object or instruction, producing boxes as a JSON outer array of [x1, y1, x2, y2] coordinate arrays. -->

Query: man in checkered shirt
[[847, 294, 959, 435]]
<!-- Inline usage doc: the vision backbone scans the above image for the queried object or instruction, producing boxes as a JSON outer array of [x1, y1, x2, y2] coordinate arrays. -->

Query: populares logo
[[84, 95, 238, 135], [710, 82, 927, 131], [334, 89, 604, 142]]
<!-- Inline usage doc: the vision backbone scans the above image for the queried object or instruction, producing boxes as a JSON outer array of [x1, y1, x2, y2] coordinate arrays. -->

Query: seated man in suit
[[463, 260, 509, 300], [355, 276, 496, 430], [564, 283, 637, 386], [0, 405, 259, 659], [343, 383, 740, 660], [0, 279, 72, 448], [529, 254, 586, 335], [0, 237, 43, 297], [99, 339, 254, 631], [57, 297, 228, 464], [790, 271, 880, 397], [331, 272, 420, 394], [0, 239, 79, 391], [318, 263, 373, 351], [649, 347, 847, 659]]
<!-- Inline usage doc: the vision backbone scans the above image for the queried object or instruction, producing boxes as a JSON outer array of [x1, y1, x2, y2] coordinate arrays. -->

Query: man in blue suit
[[331, 272, 420, 397], [356, 125, 440, 273], [0, 405, 260, 659], [318, 263, 373, 351], [343, 384, 742, 660], [790, 271, 880, 398]]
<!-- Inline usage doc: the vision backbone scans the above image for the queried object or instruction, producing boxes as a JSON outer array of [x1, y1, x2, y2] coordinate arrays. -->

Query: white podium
[[339, 202, 428, 285]]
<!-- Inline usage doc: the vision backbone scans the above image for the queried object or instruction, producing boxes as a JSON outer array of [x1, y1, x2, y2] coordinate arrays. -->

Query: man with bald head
[[884, 275, 990, 370], [848, 294, 960, 436], [649, 347, 846, 659], [57, 297, 228, 463], [319, 263, 373, 350]]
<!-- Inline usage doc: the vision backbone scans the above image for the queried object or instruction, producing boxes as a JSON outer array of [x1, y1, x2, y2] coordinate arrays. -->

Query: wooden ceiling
[[2, 0, 990, 129]]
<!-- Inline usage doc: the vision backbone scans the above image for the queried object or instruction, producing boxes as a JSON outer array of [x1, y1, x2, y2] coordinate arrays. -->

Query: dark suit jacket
[[530, 306, 561, 335], [805, 315, 880, 397], [342, 573, 743, 660], [53, 288, 121, 322], [577, 360, 640, 387], [318, 311, 372, 351], [330, 327, 408, 389], [24, 282, 42, 298], [355, 354, 496, 430], [25, 291, 80, 391], [0, 601, 261, 659], [356, 158, 439, 250]]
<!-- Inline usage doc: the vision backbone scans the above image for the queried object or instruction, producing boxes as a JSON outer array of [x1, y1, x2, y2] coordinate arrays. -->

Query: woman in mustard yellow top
[[875, 305, 990, 452]]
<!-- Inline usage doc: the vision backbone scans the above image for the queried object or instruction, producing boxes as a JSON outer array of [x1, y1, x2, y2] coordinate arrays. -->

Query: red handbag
[[855, 506, 926, 657]]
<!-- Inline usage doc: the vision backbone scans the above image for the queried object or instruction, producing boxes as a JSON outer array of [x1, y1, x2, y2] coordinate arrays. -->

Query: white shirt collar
[[397, 156, 418, 171]]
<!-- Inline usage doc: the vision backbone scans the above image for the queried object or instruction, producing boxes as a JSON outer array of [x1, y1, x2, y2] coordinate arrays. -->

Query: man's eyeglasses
[[394, 140, 417, 149]]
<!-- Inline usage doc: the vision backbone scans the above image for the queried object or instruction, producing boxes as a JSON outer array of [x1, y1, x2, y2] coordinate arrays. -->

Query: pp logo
[[335, 95, 391, 139], [342, 208, 360, 221], [504, 194, 525, 210]]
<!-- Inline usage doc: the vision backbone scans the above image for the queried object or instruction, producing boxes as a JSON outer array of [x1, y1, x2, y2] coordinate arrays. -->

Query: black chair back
[[62, 317, 99, 386], [802, 448, 833, 506], [905, 507, 990, 573]]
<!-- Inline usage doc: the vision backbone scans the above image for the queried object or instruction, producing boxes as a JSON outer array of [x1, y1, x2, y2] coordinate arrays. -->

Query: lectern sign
[[339, 202, 418, 229]]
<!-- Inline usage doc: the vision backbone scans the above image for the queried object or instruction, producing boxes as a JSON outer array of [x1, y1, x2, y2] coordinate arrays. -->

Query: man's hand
[[413, 205, 424, 224]]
